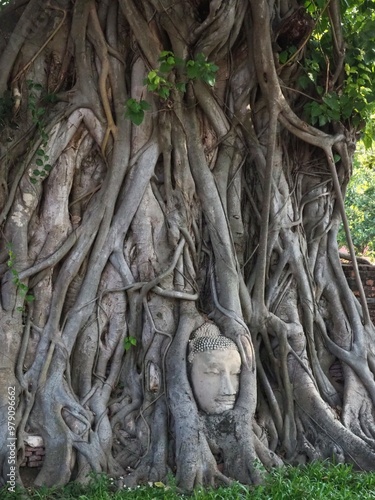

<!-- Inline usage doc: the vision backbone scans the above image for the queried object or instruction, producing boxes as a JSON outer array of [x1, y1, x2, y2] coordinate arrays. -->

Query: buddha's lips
[[215, 397, 236, 403]]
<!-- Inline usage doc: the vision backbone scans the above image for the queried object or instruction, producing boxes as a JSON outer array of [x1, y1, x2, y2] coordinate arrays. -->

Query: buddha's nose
[[221, 372, 236, 395]]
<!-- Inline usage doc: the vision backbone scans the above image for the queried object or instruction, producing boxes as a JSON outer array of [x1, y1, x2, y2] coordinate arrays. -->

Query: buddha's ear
[[239, 335, 255, 369]]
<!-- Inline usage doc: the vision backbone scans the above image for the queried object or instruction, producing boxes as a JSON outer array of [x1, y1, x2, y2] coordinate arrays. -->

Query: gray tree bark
[[1, 0, 375, 491]]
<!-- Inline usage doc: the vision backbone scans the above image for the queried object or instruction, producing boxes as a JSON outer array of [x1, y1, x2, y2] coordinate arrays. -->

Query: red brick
[[27, 461, 42, 468]]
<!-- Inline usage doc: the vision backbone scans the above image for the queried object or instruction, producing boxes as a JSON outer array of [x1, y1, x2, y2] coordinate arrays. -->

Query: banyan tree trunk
[[1, 0, 375, 491]]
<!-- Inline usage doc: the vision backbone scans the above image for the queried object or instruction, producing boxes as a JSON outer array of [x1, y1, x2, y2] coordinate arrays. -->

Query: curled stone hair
[[188, 321, 239, 363]]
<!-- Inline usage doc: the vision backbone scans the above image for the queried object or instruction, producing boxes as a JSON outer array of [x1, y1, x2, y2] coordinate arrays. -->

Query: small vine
[[125, 51, 218, 125], [7, 244, 34, 310], [27, 80, 55, 184]]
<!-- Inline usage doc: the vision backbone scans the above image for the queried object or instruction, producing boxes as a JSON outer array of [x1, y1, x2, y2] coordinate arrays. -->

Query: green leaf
[[158, 87, 170, 99], [147, 82, 158, 91], [159, 50, 174, 59], [33, 169, 41, 176], [323, 94, 340, 111], [334, 154, 341, 163], [195, 53, 206, 63], [126, 98, 140, 112], [44, 164, 52, 171], [176, 82, 187, 93], [298, 75, 312, 89], [30, 177, 37, 184], [35, 158, 43, 166], [124, 336, 137, 351], [203, 73, 216, 86], [329, 110, 341, 121], [186, 64, 200, 79], [124, 98, 150, 123], [186, 55, 218, 85], [36, 148, 45, 156], [140, 100, 151, 111], [125, 109, 144, 126], [159, 62, 173, 73], [310, 102, 322, 118], [25, 294, 35, 302], [319, 114, 328, 126], [147, 70, 158, 82]]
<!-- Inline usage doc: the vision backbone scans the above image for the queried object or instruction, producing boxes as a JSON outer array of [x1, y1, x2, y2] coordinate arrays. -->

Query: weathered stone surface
[[24, 435, 44, 448]]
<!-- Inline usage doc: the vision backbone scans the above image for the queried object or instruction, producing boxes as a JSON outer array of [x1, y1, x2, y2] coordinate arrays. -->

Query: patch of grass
[[4, 463, 375, 499], [251, 462, 375, 499]]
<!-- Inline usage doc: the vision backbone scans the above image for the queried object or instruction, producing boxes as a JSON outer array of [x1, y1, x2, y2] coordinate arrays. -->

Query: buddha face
[[190, 349, 241, 414]]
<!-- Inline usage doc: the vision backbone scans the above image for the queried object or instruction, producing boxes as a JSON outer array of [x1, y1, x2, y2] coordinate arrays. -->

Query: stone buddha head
[[188, 322, 241, 414]]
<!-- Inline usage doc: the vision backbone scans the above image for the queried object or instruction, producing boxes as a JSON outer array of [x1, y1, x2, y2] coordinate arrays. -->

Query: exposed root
[[1, 0, 375, 491]]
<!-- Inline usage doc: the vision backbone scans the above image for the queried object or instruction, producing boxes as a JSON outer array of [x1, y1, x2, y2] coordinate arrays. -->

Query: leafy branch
[[296, 0, 375, 145], [185, 52, 219, 86], [124, 51, 219, 126]]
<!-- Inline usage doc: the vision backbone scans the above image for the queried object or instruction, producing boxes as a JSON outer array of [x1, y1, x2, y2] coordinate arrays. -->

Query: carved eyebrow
[[205, 363, 221, 369], [205, 362, 241, 370]]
